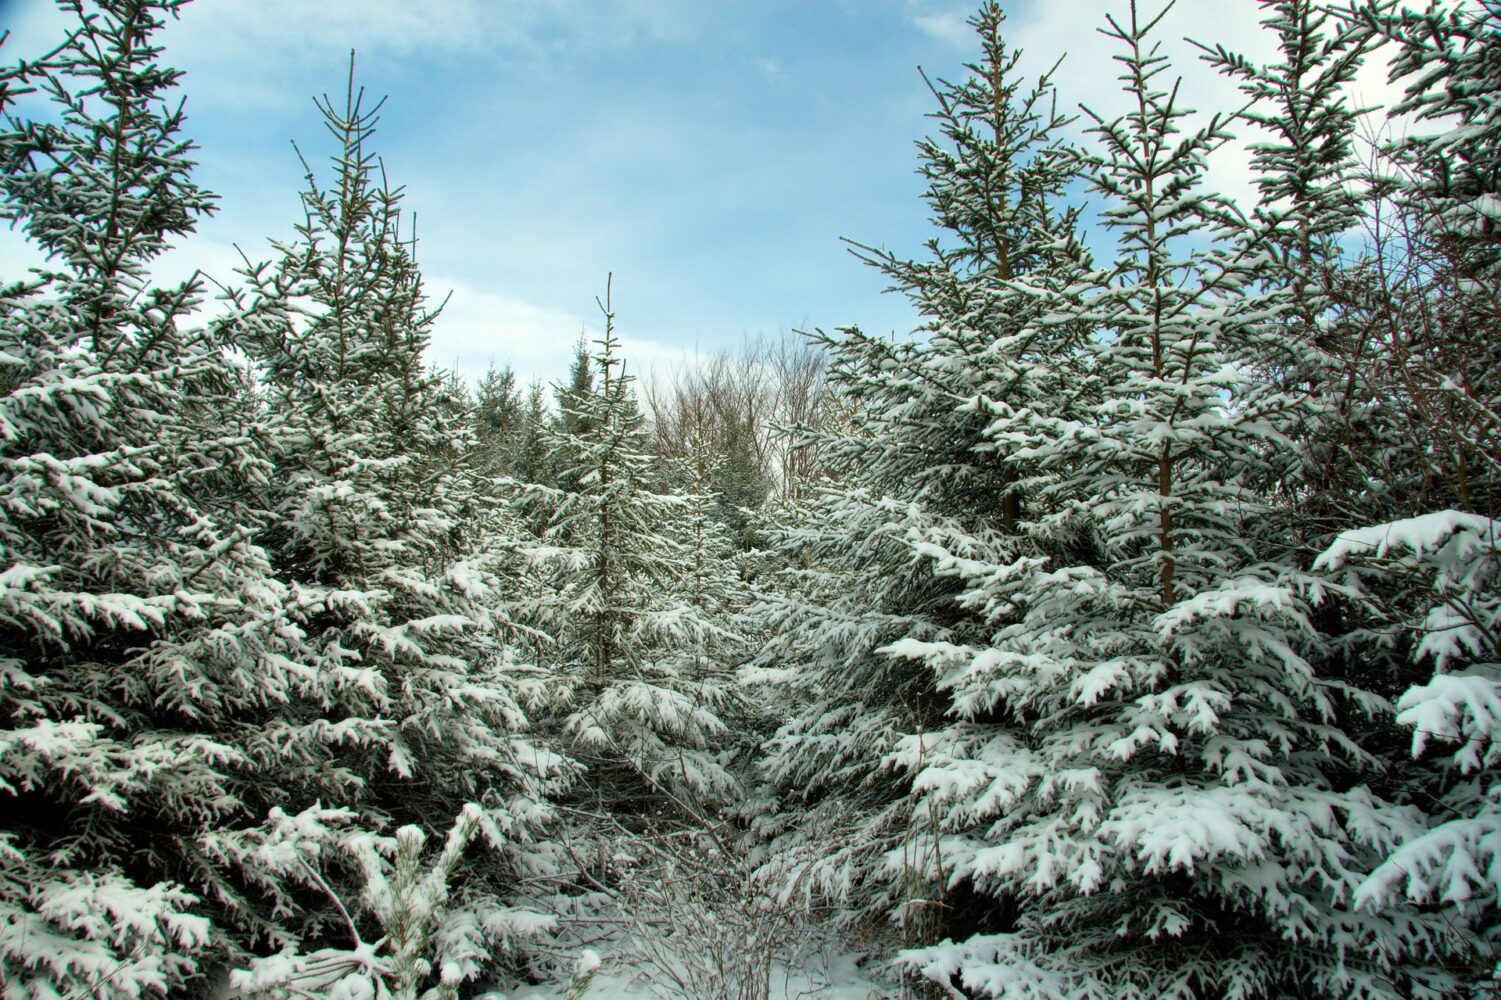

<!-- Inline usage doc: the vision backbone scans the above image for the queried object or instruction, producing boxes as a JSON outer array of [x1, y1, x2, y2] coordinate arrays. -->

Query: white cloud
[[423, 274, 699, 391], [617, 336, 705, 393], [0, 213, 668, 391], [2, 0, 1458, 390], [910, 8, 973, 49], [753, 55, 787, 83], [424, 276, 589, 387], [83, 0, 719, 117], [165, 0, 705, 68], [169, 0, 541, 64]]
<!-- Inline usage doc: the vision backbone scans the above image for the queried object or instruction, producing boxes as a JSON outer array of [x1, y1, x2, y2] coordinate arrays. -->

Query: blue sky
[[0, 0, 1400, 387]]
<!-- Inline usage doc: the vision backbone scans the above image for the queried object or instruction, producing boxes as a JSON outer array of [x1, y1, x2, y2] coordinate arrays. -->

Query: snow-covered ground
[[498, 948, 894, 999]]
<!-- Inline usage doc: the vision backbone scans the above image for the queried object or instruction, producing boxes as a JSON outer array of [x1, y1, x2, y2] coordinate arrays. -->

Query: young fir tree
[[0, 1, 359, 991], [473, 362, 522, 479], [749, 0, 1095, 964], [1199, 5, 1500, 986], [212, 66, 569, 986], [547, 336, 597, 495], [513, 380, 553, 487], [890, 3, 1460, 995], [516, 292, 744, 954], [1193, 0, 1381, 526], [1373, 0, 1501, 280], [1318, 512, 1501, 991], [1341, 0, 1501, 522], [751, 1, 1464, 995], [514, 286, 739, 911], [1310, 4, 1501, 991], [668, 423, 753, 754]]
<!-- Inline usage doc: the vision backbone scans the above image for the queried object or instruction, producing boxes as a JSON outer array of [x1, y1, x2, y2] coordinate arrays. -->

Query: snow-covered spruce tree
[[884, 3, 1464, 996], [0, 1, 365, 992], [514, 288, 738, 876], [473, 363, 523, 480], [513, 381, 553, 488], [1338, 0, 1501, 522], [1197, 0, 1449, 898], [1369, 0, 1501, 281], [740, 0, 1455, 994], [1192, 0, 1389, 530], [1315, 512, 1501, 990], [566, 415, 797, 1000], [211, 67, 569, 984], [1202, 6, 1501, 987], [669, 421, 755, 748], [747, 0, 1096, 969], [1298, 4, 1501, 991], [546, 336, 596, 495]]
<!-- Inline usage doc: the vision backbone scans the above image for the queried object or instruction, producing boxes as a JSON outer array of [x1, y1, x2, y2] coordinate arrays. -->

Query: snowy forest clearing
[[1, 0, 1499, 997]]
